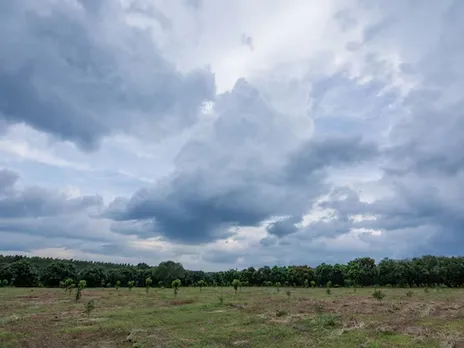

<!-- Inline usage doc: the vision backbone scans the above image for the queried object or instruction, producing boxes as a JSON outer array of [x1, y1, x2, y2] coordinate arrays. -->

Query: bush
[[326, 288, 331, 295], [372, 289, 386, 302]]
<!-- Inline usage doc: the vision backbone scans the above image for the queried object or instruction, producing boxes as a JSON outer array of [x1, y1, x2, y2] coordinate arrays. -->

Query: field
[[1, 287, 463, 348]]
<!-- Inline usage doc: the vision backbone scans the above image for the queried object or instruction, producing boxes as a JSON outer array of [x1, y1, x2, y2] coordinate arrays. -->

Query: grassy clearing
[[0, 287, 463, 347]]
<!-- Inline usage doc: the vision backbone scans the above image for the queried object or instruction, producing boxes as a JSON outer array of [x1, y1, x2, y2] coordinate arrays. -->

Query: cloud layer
[[1, 0, 463, 270]]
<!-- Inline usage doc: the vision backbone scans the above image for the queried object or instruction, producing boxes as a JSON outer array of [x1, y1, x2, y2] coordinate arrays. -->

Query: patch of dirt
[[165, 299, 195, 306]]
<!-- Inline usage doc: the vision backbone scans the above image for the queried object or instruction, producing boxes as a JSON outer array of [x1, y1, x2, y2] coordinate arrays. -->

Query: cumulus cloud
[[0, 0, 215, 151], [1, 0, 464, 269]]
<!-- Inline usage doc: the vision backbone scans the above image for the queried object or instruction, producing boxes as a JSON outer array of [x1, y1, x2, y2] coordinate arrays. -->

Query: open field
[[1, 287, 463, 348]]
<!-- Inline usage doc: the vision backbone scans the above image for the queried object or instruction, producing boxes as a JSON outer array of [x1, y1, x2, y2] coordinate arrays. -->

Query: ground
[[1, 287, 463, 347]]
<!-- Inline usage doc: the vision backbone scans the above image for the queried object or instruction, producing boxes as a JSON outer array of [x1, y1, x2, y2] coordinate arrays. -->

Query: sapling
[[128, 280, 135, 291], [304, 279, 309, 288], [310, 280, 316, 288], [172, 279, 181, 297], [116, 280, 121, 290], [83, 299, 95, 318], [145, 277, 152, 293], [326, 281, 332, 288], [232, 279, 241, 295], [76, 280, 86, 302], [326, 288, 331, 295], [198, 280, 206, 292], [372, 289, 386, 302]]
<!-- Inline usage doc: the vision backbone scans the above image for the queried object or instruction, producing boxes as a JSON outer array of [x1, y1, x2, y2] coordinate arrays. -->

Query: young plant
[[83, 299, 95, 318], [172, 279, 181, 297], [275, 282, 281, 292], [326, 288, 332, 296], [310, 280, 316, 288], [232, 279, 241, 295], [406, 290, 413, 297], [304, 279, 309, 288], [64, 278, 74, 294], [75, 280, 86, 302], [116, 280, 121, 290], [326, 281, 333, 288], [128, 280, 135, 291], [372, 289, 386, 302], [145, 277, 152, 293], [217, 294, 224, 305], [198, 280, 206, 292]]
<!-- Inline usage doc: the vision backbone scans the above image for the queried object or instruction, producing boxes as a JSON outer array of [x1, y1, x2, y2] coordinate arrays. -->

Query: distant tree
[[42, 261, 76, 287], [0, 260, 39, 287], [116, 280, 121, 290], [128, 281, 135, 291]]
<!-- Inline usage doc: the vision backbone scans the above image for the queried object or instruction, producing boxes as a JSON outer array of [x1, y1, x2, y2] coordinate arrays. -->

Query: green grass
[[0, 287, 463, 347]]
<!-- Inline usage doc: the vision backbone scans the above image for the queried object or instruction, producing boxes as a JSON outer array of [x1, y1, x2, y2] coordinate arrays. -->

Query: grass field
[[1, 286, 463, 347]]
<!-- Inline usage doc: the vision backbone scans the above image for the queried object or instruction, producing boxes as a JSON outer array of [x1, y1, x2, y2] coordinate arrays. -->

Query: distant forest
[[1, 254, 463, 288]]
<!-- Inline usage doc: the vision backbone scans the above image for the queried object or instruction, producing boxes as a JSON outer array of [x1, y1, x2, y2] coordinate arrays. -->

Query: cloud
[[0, 0, 215, 151], [104, 79, 379, 244]]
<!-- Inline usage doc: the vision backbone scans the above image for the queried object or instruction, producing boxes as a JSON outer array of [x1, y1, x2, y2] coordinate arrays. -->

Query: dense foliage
[[1, 255, 463, 288]]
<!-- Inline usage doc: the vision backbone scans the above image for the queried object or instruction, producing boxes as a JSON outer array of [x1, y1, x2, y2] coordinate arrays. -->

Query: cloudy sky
[[1, 0, 463, 270]]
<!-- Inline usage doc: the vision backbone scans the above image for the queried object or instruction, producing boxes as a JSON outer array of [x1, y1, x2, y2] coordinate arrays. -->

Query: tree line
[[0, 254, 463, 288]]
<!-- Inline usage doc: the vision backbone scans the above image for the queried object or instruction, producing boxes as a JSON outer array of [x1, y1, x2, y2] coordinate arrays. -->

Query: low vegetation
[[1, 286, 463, 347]]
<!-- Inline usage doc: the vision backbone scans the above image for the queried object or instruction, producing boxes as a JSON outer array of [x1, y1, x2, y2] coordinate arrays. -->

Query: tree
[[232, 279, 241, 294], [172, 279, 181, 296], [42, 261, 76, 287], [76, 280, 86, 302], [128, 280, 135, 291], [0, 260, 39, 287], [116, 280, 121, 290]]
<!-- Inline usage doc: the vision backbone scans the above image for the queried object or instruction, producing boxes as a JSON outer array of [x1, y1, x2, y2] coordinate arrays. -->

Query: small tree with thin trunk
[[172, 279, 181, 297], [76, 280, 86, 302], [116, 280, 121, 290], [198, 280, 206, 292], [128, 280, 135, 291], [232, 279, 241, 295], [145, 277, 152, 294], [310, 280, 316, 288]]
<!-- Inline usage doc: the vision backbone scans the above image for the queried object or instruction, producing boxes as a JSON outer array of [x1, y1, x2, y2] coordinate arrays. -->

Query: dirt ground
[[1, 287, 463, 347]]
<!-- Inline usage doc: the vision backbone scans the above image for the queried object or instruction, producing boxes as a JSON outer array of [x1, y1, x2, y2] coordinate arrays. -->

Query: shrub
[[83, 300, 95, 318], [172, 279, 181, 297], [326, 288, 331, 295], [232, 279, 241, 294], [116, 280, 121, 290], [326, 281, 332, 288], [128, 281, 135, 291], [372, 289, 386, 302], [310, 280, 316, 288]]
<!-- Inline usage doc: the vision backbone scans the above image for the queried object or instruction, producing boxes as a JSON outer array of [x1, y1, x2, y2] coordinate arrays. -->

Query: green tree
[[116, 280, 121, 290], [172, 279, 181, 296], [145, 277, 152, 293], [232, 279, 241, 294], [0, 260, 39, 287], [42, 261, 76, 287], [198, 279, 206, 291], [127, 280, 135, 291]]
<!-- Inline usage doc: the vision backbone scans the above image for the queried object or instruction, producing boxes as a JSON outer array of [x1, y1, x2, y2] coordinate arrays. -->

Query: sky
[[1, 0, 463, 271]]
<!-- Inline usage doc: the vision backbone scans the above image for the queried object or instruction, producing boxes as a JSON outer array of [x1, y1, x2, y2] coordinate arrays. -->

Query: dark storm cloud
[[104, 80, 379, 243], [0, 0, 215, 151]]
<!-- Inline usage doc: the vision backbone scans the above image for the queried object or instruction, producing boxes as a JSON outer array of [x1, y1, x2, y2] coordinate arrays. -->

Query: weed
[[314, 302, 325, 314]]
